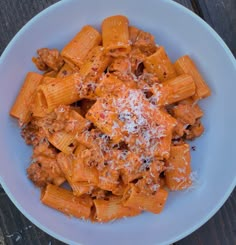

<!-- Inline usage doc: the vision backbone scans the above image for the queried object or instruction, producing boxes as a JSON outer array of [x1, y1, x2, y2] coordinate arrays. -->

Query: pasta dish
[[10, 15, 211, 222]]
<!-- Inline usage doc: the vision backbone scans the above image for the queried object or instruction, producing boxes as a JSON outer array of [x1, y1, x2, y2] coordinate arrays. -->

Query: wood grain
[[0, 0, 235, 245], [0, 188, 64, 245], [174, 0, 194, 10], [0, 0, 58, 54], [196, 0, 236, 55]]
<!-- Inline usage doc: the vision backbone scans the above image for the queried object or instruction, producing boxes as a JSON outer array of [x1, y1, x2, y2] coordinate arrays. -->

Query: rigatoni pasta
[[165, 144, 192, 190], [144, 46, 177, 82], [41, 184, 92, 219], [174, 55, 211, 99], [48, 131, 77, 154], [123, 185, 168, 214], [10, 15, 211, 222], [61, 25, 101, 69], [102, 15, 131, 57], [79, 46, 111, 81], [10, 72, 43, 123], [36, 74, 82, 112], [94, 196, 141, 222], [154, 74, 196, 106]]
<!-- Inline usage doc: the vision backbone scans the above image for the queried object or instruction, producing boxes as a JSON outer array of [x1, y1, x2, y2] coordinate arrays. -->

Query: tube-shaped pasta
[[70, 182, 94, 196], [154, 108, 177, 128], [95, 74, 128, 97], [31, 76, 57, 117], [48, 131, 77, 154], [37, 73, 83, 113], [56, 152, 91, 196], [112, 183, 127, 196], [30, 76, 55, 117], [58, 145, 99, 196], [69, 109, 91, 134], [56, 152, 73, 178], [133, 29, 157, 55], [10, 16, 212, 222], [154, 127, 173, 160], [102, 15, 131, 57], [172, 98, 203, 125], [98, 167, 120, 192], [86, 98, 123, 143], [119, 152, 143, 184], [153, 74, 196, 106], [72, 155, 99, 184], [123, 185, 168, 214], [128, 26, 140, 44], [74, 143, 88, 156], [174, 55, 211, 99], [10, 72, 43, 123], [41, 184, 92, 219], [94, 196, 141, 222], [144, 46, 177, 82], [57, 63, 75, 78], [41, 76, 56, 85], [30, 89, 48, 117], [43, 70, 58, 78], [79, 46, 111, 81], [165, 144, 192, 190], [61, 25, 101, 68]]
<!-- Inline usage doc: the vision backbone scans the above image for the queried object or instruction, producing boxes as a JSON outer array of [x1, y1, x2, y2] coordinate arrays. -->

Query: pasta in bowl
[[0, 0, 235, 244], [10, 15, 211, 222]]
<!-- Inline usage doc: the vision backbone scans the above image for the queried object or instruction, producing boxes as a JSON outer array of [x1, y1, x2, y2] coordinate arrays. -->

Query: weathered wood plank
[[0, 184, 4, 194], [190, 0, 205, 18], [0, 226, 6, 245], [174, 0, 194, 11], [0, 193, 65, 245], [196, 0, 236, 56], [0, 0, 59, 54]]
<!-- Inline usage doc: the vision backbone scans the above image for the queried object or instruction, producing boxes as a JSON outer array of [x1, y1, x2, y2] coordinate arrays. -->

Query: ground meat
[[76, 143, 104, 168], [21, 123, 40, 145], [108, 49, 146, 86], [91, 188, 107, 199], [109, 57, 130, 74], [170, 99, 204, 139], [32, 141, 58, 158], [27, 162, 50, 187], [172, 138, 185, 146], [172, 101, 203, 125], [138, 71, 159, 86], [133, 30, 157, 55], [108, 57, 137, 86], [32, 48, 64, 71], [129, 48, 146, 75], [21, 120, 50, 146], [32, 105, 71, 134], [27, 142, 65, 187], [27, 159, 64, 187], [172, 120, 186, 138], [185, 119, 204, 140]]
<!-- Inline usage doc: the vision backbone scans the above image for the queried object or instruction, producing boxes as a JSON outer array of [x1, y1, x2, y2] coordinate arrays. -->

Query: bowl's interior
[[0, 0, 235, 244]]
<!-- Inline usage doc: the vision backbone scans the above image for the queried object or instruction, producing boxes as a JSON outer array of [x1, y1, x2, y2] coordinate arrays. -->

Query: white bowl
[[0, 0, 235, 244]]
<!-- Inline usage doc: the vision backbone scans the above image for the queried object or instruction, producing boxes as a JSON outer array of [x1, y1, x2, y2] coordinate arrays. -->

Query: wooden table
[[0, 0, 235, 244]]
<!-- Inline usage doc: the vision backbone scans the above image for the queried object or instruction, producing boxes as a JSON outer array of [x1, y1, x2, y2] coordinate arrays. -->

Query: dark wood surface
[[0, 0, 235, 244]]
